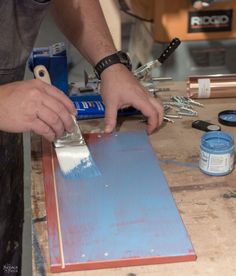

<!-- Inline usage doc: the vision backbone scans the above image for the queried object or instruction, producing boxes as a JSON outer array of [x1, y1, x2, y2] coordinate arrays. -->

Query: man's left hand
[[100, 64, 164, 134]]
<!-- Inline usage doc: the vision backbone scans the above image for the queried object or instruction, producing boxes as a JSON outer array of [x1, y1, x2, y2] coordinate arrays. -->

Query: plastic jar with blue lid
[[199, 131, 235, 176]]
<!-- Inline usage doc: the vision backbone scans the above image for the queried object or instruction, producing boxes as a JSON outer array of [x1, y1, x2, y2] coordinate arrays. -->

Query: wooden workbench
[[32, 82, 236, 276]]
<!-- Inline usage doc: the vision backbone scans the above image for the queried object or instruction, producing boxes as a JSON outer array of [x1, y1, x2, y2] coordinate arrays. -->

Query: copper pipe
[[187, 74, 236, 98]]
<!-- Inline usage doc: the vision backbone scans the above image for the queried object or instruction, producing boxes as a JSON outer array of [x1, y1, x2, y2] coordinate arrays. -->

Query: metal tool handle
[[133, 38, 181, 80], [157, 38, 181, 64], [54, 116, 85, 148]]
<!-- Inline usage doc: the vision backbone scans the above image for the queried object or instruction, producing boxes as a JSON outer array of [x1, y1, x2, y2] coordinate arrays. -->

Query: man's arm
[[51, 0, 164, 134], [51, 0, 116, 65]]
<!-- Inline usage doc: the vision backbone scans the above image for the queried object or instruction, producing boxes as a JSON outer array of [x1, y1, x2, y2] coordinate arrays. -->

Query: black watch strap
[[94, 51, 131, 79]]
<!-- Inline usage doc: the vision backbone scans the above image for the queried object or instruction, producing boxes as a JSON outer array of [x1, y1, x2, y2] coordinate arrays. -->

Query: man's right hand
[[0, 79, 76, 141]]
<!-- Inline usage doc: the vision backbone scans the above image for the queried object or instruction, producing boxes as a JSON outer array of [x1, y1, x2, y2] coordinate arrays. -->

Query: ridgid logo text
[[191, 15, 229, 26], [188, 10, 232, 33]]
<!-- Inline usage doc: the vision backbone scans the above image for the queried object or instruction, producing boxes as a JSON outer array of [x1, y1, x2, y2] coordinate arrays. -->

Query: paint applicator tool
[[34, 65, 100, 179]]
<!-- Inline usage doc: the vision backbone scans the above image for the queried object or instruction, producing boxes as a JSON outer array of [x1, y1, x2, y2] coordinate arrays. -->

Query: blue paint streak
[[63, 156, 101, 180], [32, 224, 46, 276], [160, 159, 199, 168]]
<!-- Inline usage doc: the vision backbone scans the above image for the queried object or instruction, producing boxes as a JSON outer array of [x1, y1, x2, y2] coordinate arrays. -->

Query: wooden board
[[42, 131, 196, 272]]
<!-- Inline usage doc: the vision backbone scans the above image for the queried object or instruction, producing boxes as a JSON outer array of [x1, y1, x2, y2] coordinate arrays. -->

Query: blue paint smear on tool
[[49, 131, 195, 268]]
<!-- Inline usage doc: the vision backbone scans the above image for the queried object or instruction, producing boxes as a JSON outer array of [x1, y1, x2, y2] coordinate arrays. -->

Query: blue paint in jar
[[199, 131, 235, 176]]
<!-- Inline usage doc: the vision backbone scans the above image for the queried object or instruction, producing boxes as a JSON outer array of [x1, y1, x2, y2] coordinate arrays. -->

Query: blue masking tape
[[199, 131, 235, 176]]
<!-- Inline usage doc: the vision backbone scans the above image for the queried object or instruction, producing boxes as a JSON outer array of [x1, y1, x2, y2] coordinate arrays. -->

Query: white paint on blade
[[55, 146, 92, 174]]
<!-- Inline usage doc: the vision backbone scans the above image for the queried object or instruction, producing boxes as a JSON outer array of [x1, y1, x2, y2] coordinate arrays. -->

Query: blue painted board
[[43, 131, 196, 272]]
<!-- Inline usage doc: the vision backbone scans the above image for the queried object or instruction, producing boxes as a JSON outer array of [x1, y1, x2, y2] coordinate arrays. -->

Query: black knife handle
[[158, 38, 181, 64]]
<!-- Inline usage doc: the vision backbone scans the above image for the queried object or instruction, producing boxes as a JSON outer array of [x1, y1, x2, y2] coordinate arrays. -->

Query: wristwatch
[[94, 51, 132, 79]]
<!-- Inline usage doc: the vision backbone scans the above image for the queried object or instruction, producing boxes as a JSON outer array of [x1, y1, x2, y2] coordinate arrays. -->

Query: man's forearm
[[51, 0, 117, 65]]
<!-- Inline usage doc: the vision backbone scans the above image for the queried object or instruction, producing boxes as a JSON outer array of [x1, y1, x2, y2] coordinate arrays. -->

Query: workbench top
[[32, 82, 236, 276]]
